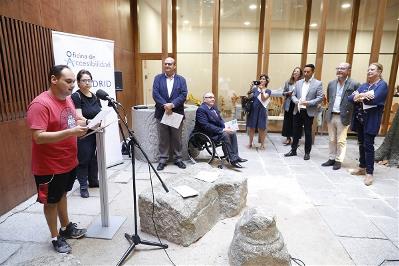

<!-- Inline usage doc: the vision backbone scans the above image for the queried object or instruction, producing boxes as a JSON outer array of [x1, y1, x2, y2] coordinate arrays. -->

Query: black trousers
[[356, 123, 376, 174], [215, 132, 239, 162], [291, 109, 314, 154], [77, 134, 98, 189]]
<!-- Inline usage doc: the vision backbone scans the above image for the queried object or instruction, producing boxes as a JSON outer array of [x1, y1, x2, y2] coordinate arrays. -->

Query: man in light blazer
[[153, 57, 188, 170], [285, 64, 323, 160], [322, 63, 360, 170]]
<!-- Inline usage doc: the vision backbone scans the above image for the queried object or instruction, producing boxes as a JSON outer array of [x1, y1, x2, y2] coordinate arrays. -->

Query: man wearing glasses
[[153, 57, 188, 170], [321, 63, 359, 170], [193, 92, 247, 168]]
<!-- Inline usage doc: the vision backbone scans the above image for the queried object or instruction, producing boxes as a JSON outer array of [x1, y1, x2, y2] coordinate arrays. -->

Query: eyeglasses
[[336, 67, 348, 70], [204, 96, 215, 99], [80, 79, 92, 83], [164, 62, 174, 66]]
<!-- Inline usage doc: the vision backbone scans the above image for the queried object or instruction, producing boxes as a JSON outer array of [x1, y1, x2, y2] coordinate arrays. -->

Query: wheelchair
[[187, 132, 226, 169]]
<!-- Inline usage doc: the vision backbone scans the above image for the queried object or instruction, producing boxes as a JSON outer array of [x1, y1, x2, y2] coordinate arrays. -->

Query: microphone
[[96, 89, 121, 106]]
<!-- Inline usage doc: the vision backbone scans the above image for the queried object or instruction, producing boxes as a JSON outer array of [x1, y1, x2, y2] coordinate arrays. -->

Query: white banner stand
[[86, 129, 125, 239]]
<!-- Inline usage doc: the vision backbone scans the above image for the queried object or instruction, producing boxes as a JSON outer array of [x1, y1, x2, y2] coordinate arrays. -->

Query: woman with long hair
[[281, 67, 303, 145]]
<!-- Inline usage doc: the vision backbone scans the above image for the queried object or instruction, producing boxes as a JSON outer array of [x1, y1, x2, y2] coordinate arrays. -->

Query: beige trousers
[[327, 114, 349, 162]]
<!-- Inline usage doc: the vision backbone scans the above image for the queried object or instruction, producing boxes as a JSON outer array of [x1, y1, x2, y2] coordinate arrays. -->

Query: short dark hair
[[48, 65, 70, 83], [304, 64, 315, 71], [76, 69, 93, 82]]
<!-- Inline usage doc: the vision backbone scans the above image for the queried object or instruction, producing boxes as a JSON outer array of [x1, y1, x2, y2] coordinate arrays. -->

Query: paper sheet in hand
[[194, 171, 220, 183], [161, 112, 183, 129], [257, 94, 271, 109], [87, 110, 111, 129], [362, 90, 377, 110], [173, 185, 199, 198], [224, 119, 239, 131]]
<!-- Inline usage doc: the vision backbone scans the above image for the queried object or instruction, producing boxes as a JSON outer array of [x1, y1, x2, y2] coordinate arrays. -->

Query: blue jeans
[[356, 124, 375, 174]]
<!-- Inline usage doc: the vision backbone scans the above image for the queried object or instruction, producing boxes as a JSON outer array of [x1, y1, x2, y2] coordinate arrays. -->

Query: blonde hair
[[370, 62, 383, 72], [370, 62, 383, 79]]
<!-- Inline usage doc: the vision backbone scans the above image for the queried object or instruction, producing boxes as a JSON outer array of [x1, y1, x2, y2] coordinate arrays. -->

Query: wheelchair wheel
[[188, 132, 216, 164]]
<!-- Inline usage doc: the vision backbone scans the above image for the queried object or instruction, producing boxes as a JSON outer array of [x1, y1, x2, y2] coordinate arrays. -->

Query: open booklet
[[79, 109, 115, 139], [80, 119, 118, 139], [224, 119, 239, 131]]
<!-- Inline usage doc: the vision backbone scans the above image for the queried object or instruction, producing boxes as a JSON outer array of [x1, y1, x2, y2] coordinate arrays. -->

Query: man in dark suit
[[152, 57, 188, 170], [194, 92, 247, 168], [322, 63, 360, 170], [285, 64, 324, 160]]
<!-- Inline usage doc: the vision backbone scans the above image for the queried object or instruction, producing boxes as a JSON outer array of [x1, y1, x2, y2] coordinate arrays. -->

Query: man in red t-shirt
[[27, 65, 88, 254]]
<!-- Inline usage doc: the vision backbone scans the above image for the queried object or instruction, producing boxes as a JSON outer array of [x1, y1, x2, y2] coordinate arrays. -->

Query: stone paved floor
[[0, 133, 398, 265]]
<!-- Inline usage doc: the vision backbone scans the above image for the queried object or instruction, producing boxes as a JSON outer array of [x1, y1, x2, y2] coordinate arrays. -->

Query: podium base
[[86, 216, 126, 239]]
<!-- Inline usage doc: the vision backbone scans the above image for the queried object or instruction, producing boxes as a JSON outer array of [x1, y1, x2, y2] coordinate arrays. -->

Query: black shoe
[[321, 159, 335, 167], [304, 153, 310, 160], [88, 180, 99, 188], [59, 222, 87, 239], [174, 161, 186, 169], [52, 236, 71, 254], [284, 150, 297, 157], [157, 163, 166, 171], [231, 161, 243, 168], [80, 188, 89, 198], [333, 161, 341, 170], [237, 157, 248, 163]]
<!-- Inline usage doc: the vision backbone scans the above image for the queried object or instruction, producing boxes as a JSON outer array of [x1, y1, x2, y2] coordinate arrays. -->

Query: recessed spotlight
[[244, 21, 251, 26], [249, 4, 257, 10], [341, 3, 351, 9], [183, 20, 190, 25], [310, 23, 317, 27]]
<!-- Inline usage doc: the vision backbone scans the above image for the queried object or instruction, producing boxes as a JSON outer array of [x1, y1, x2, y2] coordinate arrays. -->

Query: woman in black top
[[281, 67, 303, 145], [71, 70, 102, 198]]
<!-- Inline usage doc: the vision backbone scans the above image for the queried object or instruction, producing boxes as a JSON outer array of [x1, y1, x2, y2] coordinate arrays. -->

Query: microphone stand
[[105, 101, 169, 266]]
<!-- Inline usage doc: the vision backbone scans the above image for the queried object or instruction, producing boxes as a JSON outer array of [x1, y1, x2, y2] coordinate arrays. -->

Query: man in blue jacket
[[194, 92, 247, 168], [152, 57, 188, 170]]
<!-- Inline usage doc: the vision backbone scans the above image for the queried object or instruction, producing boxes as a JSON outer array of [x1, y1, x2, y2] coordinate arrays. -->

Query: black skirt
[[282, 101, 295, 137]]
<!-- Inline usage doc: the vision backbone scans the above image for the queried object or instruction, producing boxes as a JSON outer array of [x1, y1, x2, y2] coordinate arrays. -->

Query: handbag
[[242, 94, 255, 115]]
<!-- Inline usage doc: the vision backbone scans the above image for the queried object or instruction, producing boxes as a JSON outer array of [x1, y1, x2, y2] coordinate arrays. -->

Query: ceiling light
[[341, 3, 351, 9], [244, 21, 251, 26], [183, 20, 190, 25], [310, 23, 317, 27], [176, 6, 180, 10], [249, 4, 257, 10]]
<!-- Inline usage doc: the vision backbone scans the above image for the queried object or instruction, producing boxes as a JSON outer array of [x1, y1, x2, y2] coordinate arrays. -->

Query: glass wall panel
[[321, 0, 353, 87], [138, 0, 162, 53], [379, 0, 398, 82], [176, 0, 213, 103], [351, 54, 369, 83], [307, 0, 322, 54], [269, 0, 306, 89], [178, 54, 212, 100], [142, 60, 162, 105], [269, 54, 302, 90], [218, 0, 261, 116]]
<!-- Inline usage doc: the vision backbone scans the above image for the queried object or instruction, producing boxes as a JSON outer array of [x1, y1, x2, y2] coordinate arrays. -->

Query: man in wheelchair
[[193, 92, 247, 168]]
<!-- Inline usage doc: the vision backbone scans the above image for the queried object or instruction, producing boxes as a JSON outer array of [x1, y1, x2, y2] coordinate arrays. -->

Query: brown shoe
[[364, 174, 373, 186], [350, 168, 366, 175]]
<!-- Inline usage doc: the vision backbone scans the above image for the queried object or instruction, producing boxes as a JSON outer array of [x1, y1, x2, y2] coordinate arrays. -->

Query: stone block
[[138, 169, 247, 246], [228, 208, 291, 266]]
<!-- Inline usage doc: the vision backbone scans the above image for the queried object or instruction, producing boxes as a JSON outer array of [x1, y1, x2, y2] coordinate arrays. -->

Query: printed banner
[[52, 31, 123, 167]]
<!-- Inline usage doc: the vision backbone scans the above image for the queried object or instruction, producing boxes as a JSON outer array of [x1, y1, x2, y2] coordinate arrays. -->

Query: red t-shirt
[[26, 91, 78, 175]]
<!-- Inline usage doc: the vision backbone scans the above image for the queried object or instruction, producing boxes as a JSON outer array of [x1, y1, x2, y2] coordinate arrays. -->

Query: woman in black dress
[[71, 70, 102, 198], [281, 67, 303, 145]]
